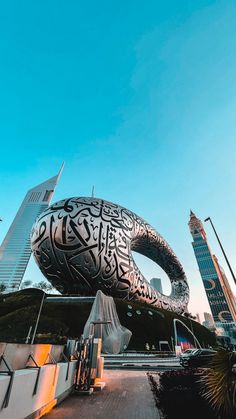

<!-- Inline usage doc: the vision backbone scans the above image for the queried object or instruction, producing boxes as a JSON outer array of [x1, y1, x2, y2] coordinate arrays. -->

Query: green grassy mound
[[0, 289, 216, 350]]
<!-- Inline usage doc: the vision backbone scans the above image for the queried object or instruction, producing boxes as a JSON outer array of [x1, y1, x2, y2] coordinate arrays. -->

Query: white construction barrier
[[0, 361, 77, 419], [0, 343, 64, 371]]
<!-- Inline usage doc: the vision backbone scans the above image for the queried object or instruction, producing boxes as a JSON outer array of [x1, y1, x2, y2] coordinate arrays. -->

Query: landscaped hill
[[0, 289, 216, 350]]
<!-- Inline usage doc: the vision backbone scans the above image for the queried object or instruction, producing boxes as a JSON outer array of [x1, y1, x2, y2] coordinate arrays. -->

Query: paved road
[[46, 370, 159, 419], [104, 355, 181, 370]]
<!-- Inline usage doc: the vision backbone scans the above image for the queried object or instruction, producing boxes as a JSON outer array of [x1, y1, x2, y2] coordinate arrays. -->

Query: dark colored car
[[180, 348, 217, 368]]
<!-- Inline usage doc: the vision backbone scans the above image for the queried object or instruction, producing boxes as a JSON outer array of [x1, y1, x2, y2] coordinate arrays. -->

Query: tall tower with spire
[[0, 165, 63, 292], [189, 211, 236, 337]]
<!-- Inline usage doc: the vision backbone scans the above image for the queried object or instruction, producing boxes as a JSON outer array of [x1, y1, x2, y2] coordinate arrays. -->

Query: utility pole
[[204, 217, 236, 286], [25, 325, 32, 344]]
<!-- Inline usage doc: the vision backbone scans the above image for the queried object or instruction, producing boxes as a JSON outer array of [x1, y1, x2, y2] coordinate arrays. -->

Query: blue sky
[[1, 0, 236, 321]]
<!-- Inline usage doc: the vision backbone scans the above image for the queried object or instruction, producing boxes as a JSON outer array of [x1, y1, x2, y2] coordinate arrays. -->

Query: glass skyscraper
[[150, 277, 163, 294], [189, 211, 236, 334], [0, 167, 63, 292]]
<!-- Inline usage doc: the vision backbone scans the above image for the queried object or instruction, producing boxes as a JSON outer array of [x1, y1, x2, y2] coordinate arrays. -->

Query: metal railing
[[0, 355, 15, 409], [74, 320, 111, 393]]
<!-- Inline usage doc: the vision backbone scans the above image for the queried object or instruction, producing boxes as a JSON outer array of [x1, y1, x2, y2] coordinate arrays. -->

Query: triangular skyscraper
[[0, 165, 64, 292]]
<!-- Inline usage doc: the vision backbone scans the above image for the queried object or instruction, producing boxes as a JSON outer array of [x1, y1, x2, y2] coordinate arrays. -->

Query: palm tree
[[20, 280, 33, 289], [33, 281, 54, 293], [0, 283, 6, 294], [200, 348, 236, 418]]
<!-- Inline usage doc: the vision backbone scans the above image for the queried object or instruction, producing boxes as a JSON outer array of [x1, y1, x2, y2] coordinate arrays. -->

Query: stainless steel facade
[[31, 197, 189, 314]]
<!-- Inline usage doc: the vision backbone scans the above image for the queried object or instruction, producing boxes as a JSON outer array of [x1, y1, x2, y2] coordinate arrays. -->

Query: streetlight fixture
[[31, 291, 46, 344], [204, 216, 236, 287]]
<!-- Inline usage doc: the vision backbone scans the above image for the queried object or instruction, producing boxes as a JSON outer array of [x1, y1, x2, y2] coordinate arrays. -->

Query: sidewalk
[[46, 370, 159, 419]]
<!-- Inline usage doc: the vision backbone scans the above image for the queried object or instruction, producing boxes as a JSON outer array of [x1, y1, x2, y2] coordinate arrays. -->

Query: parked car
[[180, 348, 199, 357], [180, 348, 217, 368]]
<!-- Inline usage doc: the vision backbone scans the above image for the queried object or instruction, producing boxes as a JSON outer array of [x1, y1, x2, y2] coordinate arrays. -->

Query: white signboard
[[175, 345, 182, 357]]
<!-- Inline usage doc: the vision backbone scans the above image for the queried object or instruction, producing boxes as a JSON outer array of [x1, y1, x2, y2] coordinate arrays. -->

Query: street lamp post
[[25, 325, 33, 344], [204, 217, 236, 287], [31, 291, 46, 344]]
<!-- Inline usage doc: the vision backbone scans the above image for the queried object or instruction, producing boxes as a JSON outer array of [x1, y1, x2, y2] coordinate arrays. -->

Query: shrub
[[148, 369, 217, 419]]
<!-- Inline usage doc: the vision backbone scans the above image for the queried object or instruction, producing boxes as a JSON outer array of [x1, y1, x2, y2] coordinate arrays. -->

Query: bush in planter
[[148, 369, 217, 419], [158, 368, 204, 389]]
